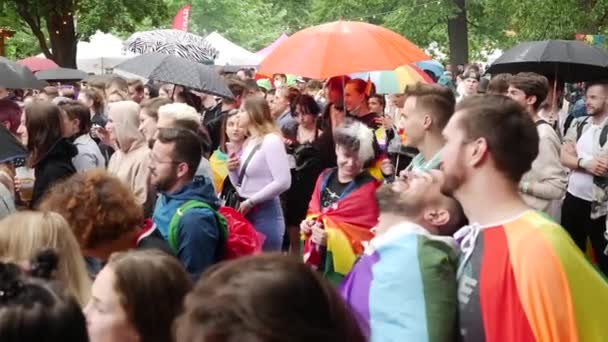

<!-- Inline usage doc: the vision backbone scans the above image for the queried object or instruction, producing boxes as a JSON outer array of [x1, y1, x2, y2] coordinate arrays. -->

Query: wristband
[[577, 158, 583, 169]]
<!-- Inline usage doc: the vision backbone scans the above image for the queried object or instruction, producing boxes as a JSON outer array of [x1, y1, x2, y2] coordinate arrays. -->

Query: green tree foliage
[[0, 0, 168, 66], [188, 0, 291, 51]]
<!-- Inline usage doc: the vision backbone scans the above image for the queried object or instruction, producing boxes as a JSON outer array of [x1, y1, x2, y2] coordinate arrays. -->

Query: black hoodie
[[31, 138, 77, 208]]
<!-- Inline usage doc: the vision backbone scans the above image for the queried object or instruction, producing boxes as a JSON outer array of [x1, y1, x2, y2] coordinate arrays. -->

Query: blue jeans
[[246, 197, 285, 252]]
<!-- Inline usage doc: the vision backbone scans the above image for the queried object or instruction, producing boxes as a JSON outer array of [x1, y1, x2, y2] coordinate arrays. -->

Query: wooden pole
[[0, 28, 16, 57]]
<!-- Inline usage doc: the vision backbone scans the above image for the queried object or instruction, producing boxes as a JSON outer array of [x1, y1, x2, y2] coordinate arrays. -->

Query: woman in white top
[[228, 96, 291, 251]]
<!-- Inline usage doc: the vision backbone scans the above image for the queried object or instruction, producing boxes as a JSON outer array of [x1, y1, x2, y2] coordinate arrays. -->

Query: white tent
[[205, 32, 262, 66], [76, 31, 135, 74]]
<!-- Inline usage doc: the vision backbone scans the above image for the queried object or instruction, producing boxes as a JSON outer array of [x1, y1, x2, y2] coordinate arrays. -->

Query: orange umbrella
[[259, 21, 429, 79]]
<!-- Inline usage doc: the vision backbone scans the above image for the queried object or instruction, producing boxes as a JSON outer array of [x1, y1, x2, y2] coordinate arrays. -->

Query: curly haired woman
[[39, 169, 170, 275]]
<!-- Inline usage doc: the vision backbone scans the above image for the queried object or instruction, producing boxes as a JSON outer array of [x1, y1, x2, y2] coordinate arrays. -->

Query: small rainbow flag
[[209, 149, 229, 193]]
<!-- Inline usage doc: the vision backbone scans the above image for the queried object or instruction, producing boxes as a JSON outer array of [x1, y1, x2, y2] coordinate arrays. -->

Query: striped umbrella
[[124, 29, 218, 64], [351, 64, 434, 94]]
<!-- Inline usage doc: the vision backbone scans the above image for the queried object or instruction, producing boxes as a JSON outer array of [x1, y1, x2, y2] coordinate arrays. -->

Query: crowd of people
[[0, 61, 607, 342]]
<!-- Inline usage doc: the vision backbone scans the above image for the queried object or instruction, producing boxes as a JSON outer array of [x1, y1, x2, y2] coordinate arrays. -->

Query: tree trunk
[[47, 9, 77, 68], [448, 0, 468, 66]]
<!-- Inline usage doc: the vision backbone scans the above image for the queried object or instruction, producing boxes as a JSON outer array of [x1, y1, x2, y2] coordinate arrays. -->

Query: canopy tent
[[76, 31, 136, 74], [205, 32, 262, 66], [256, 33, 288, 58]]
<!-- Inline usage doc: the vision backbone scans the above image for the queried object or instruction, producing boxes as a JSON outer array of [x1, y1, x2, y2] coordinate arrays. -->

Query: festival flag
[[172, 4, 192, 31]]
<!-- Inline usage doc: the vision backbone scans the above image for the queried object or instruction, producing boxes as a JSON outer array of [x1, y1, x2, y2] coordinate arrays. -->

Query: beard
[[152, 170, 179, 192], [440, 159, 466, 197]]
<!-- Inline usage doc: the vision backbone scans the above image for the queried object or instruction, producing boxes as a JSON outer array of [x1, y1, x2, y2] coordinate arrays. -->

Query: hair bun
[[29, 249, 59, 280]]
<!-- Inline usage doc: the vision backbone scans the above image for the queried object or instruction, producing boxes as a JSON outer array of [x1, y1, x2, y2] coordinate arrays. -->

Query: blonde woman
[[0, 211, 91, 306], [227, 96, 291, 251]]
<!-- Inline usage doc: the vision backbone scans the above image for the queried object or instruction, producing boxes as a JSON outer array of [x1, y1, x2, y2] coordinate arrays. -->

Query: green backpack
[[168, 200, 228, 258]]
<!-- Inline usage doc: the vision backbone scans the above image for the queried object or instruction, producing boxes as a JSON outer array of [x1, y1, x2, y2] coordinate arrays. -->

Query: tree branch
[[15, 1, 52, 58]]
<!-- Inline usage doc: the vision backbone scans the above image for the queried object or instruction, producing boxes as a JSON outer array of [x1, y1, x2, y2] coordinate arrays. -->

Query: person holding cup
[[18, 101, 77, 208]]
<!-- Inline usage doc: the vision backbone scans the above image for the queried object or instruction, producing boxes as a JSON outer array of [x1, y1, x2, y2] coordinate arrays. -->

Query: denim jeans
[[246, 197, 285, 252]]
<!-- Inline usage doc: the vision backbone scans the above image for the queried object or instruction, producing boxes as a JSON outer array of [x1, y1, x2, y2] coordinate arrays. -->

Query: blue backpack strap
[[167, 200, 228, 255]]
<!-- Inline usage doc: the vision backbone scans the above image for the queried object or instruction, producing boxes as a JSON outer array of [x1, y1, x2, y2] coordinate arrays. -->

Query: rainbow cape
[[457, 210, 608, 342], [302, 169, 380, 284], [209, 150, 228, 194], [340, 222, 458, 342]]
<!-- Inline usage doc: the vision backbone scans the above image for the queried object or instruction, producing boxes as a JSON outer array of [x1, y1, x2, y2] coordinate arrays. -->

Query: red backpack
[[168, 201, 263, 260]]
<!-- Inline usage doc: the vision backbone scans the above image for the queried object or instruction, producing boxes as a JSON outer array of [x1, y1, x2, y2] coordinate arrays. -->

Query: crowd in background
[[0, 61, 607, 342]]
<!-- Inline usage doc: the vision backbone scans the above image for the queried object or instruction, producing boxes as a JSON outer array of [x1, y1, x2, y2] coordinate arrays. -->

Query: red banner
[[172, 4, 191, 31]]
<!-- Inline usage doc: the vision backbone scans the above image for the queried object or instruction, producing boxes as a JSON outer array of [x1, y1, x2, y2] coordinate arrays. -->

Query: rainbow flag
[[302, 169, 380, 284], [340, 222, 458, 341], [209, 150, 228, 194], [457, 210, 608, 342]]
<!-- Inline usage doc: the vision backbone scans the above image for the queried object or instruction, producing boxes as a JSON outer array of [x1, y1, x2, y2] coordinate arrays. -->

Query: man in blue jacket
[[151, 127, 221, 278]]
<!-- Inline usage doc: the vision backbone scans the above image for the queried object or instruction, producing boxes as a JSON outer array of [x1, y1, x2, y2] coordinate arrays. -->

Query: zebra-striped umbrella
[[124, 29, 218, 64], [115, 53, 232, 98]]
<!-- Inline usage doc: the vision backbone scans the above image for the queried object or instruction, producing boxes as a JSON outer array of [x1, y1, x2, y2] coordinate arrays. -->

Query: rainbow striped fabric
[[302, 169, 380, 285], [209, 149, 228, 194], [340, 222, 458, 342], [457, 210, 608, 342]]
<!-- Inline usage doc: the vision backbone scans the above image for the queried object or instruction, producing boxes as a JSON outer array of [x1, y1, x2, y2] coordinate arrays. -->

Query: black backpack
[[574, 116, 608, 147]]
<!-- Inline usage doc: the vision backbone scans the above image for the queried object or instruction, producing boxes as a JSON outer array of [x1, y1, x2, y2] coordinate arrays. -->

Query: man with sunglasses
[[150, 127, 222, 278]]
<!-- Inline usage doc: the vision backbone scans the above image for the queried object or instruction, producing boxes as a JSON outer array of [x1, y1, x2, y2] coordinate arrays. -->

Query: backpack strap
[[535, 119, 552, 127], [601, 124, 608, 147], [168, 200, 228, 256], [237, 144, 262, 186], [563, 114, 575, 137], [576, 116, 591, 141]]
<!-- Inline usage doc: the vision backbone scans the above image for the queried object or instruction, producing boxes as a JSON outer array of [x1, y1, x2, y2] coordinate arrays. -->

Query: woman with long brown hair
[[22, 101, 76, 207], [84, 250, 191, 342], [227, 96, 291, 251]]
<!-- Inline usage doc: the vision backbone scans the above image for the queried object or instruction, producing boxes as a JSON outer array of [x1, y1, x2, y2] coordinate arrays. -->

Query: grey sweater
[[520, 122, 568, 213]]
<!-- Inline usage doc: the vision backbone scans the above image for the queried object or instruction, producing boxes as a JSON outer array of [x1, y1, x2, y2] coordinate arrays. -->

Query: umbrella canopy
[[115, 53, 232, 98], [18, 57, 59, 73], [0, 125, 26, 163], [36, 67, 88, 81], [124, 29, 218, 64], [0, 57, 48, 89], [486, 40, 608, 82], [415, 60, 445, 79], [351, 64, 434, 94], [259, 21, 429, 79]]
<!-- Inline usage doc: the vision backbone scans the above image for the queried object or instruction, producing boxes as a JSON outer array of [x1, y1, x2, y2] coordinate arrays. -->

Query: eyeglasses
[[150, 153, 180, 165]]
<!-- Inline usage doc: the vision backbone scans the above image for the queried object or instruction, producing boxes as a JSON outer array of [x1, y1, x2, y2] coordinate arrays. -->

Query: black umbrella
[[115, 53, 233, 98], [0, 125, 26, 163], [0, 57, 47, 89], [36, 67, 88, 81], [486, 40, 608, 82]]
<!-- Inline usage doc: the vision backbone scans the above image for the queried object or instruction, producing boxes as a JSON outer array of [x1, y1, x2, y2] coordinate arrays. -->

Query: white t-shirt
[[567, 124, 596, 201]]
